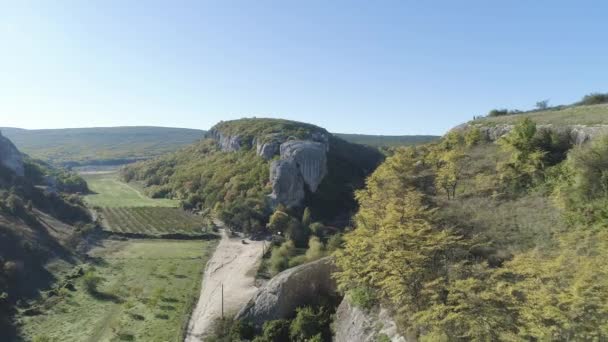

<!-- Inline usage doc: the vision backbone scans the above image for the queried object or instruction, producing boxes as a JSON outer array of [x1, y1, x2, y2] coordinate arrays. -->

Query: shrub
[[288, 255, 307, 268], [254, 319, 290, 342], [325, 233, 344, 252], [82, 268, 104, 294], [270, 241, 295, 274], [304, 236, 325, 262], [464, 127, 483, 147], [579, 92, 608, 105], [289, 306, 329, 342], [347, 287, 377, 310]]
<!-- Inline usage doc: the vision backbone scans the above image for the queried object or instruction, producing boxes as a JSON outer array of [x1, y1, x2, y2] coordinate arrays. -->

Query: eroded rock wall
[[334, 298, 408, 342]]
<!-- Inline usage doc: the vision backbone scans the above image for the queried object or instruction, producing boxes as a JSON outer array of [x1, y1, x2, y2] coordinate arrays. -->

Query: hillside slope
[[0, 126, 205, 166], [333, 110, 608, 340], [0, 132, 92, 340], [122, 118, 383, 233]]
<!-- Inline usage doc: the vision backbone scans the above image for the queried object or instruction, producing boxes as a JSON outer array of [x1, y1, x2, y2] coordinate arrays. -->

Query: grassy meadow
[[82, 172, 178, 208], [474, 103, 608, 126], [19, 239, 217, 342]]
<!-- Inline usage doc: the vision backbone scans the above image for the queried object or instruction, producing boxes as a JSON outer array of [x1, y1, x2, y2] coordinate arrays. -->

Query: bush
[[288, 255, 307, 268], [253, 319, 290, 342], [487, 109, 521, 117], [82, 268, 104, 294], [269, 241, 295, 275], [304, 236, 325, 262], [326, 233, 344, 252], [289, 306, 329, 342], [347, 287, 377, 310], [579, 92, 608, 105]]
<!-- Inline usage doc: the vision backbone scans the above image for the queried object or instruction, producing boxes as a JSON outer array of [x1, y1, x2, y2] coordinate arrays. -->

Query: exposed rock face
[[256, 134, 284, 160], [208, 127, 330, 208], [207, 129, 244, 152], [235, 257, 338, 328], [269, 159, 306, 208], [334, 299, 407, 342], [268, 140, 328, 207], [279, 140, 327, 192], [0, 132, 24, 177], [455, 123, 608, 145]]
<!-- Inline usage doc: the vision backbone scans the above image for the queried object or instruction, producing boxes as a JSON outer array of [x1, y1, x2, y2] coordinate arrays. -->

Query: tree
[[435, 148, 469, 199], [497, 118, 546, 191], [301, 207, 312, 228], [304, 236, 325, 261], [267, 210, 291, 235], [335, 149, 467, 327], [464, 127, 483, 147], [535, 99, 549, 110]]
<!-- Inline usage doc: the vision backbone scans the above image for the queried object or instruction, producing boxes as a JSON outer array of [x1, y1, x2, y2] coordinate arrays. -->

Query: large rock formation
[[235, 257, 338, 328], [0, 131, 24, 177], [267, 140, 329, 207], [209, 125, 331, 208], [334, 299, 407, 342], [269, 159, 306, 208]]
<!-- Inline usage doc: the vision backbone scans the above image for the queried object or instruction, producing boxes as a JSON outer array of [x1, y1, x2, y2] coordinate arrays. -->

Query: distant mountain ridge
[[0, 126, 205, 167], [1, 126, 438, 167]]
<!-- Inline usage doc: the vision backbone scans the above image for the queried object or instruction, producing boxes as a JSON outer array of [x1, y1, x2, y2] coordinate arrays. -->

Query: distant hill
[[0, 126, 205, 167], [334, 133, 439, 147]]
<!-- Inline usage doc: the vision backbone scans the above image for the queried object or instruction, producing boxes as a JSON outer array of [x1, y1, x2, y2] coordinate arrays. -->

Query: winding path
[[185, 229, 265, 341]]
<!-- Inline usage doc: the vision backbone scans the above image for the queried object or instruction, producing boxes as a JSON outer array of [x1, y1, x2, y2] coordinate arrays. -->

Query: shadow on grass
[[89, 290, 123, 303], [161, 296, 180, 303]]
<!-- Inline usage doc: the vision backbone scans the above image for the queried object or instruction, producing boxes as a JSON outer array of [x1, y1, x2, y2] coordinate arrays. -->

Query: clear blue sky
[[2, 1, 607, 135]]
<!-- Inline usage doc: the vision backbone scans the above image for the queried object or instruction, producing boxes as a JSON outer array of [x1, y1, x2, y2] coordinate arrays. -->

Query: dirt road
[[185, 230, 265, 341]]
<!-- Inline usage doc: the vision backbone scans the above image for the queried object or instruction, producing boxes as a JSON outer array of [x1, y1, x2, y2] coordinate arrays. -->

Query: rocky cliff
[[334, 299, 407, 342], [208, 120, 342, 208], [453, 123, 608, 144], [0, 131, 24, 176], [235, 257, 338, 328]]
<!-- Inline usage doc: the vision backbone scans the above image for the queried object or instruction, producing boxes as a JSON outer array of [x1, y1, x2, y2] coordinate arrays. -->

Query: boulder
[[0, 132, 24, 177], [235, 257, 338, 328], [334, 299, 407, 342], [269, 159, 305, 208]]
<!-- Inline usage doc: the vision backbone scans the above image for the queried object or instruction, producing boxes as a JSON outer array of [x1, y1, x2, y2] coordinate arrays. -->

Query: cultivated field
[[474, 103, 608, 126], [19, 239, 218, 342], [81, 172, 178, 208], [100, 207, 210, 237]]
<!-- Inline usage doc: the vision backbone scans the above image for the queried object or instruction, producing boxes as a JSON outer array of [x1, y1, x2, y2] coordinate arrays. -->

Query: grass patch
[[82, 172, 178, 207], [473, 103, 608, 126], [100, 207, 211, 237], [18, 239, 217, 342]]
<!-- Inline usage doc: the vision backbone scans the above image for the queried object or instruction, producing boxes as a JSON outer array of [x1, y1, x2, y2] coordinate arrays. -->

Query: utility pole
[[221, 282, 224, 319]]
